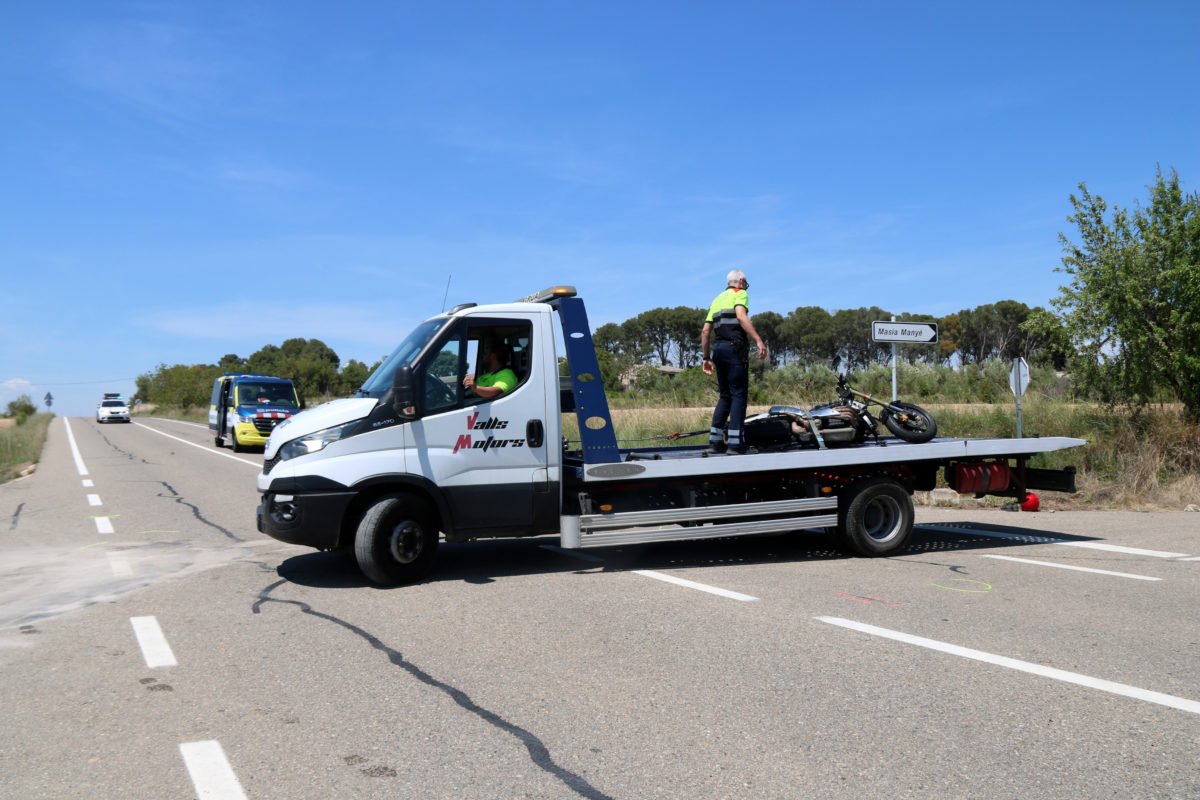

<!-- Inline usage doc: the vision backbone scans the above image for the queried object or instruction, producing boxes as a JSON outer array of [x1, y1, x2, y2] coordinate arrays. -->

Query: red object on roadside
[[1020, 493, 1040, 512]]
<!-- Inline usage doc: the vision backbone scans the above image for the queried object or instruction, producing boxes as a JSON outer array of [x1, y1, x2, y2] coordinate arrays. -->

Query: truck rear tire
[[837, 477, 913, 557], [354, 493, 440, 585]]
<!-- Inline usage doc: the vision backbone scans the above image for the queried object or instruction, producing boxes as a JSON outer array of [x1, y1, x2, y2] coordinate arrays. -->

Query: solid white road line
[[94, 517, 114, 535], [134, 422, 260, 467], [147, 417, 208, 428], [130, 615, 177, 668], [634, 570, 759, 602], [179, 740, 248, 800], [87, 494, 102, 506], [981, 554, 1162, 581], [818, 617, 1200, 715], [62, 418, 88, 476]]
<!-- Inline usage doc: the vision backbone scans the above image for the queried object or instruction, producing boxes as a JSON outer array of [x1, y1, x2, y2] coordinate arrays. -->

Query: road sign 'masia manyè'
[[871, 321, 938, 343]]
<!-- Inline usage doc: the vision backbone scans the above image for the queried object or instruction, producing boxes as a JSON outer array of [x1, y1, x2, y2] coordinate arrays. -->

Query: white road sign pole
[[1009, 357, 1030, 438]]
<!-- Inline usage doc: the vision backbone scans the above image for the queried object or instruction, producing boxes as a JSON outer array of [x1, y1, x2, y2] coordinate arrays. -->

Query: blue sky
[[3, 1, 1197, 417]]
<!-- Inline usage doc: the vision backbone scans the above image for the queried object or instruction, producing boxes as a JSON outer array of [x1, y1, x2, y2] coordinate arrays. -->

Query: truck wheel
[[354, 493, 439, 585], [838, 477, 913, 557]]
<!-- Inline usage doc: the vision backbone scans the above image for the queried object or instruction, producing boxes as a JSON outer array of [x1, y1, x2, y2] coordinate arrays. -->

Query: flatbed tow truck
[[257, 286, 1085, 585]]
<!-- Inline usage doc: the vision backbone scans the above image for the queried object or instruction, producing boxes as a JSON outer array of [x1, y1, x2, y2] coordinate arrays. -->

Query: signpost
[[872, 320, 939, 400], [1009, 357, 1030, 438]]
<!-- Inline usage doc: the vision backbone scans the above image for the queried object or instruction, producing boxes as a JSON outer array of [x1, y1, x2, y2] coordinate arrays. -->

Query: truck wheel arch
[[344, 476, 455, 546]]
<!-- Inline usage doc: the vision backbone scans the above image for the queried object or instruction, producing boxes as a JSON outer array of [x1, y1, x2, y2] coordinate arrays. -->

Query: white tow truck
[[256, 286, 1085, 585]]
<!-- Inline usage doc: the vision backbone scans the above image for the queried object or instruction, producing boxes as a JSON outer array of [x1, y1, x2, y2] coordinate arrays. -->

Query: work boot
[[706, 442, 727, 455]]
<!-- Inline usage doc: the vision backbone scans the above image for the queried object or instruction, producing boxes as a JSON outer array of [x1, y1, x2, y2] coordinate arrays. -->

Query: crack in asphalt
[[95, 426, 150, 464], [9, 503, 22, 531], [253, 579, 615, 800], [156, 481, 244, 542]]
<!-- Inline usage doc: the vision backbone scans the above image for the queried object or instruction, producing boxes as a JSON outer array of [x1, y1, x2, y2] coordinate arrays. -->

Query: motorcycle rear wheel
[[883, 402, 937, 443]]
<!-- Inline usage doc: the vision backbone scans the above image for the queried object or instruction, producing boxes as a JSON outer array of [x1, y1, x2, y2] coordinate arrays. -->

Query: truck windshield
[[358, 318, 447, 398]]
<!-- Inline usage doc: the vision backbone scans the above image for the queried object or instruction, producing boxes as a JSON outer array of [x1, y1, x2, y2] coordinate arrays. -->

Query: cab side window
[[464, 321, 532, 405]]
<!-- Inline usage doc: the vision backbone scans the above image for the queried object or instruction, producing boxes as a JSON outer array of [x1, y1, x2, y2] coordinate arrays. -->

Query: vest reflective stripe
[[706, 288, 749, 344]]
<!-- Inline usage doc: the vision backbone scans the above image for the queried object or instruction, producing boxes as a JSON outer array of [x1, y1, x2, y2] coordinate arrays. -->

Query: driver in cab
[[463, 338, 517, 399]]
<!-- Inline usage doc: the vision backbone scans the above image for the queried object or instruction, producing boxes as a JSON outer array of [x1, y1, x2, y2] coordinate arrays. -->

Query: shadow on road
[[274, 519, 1102, 590]]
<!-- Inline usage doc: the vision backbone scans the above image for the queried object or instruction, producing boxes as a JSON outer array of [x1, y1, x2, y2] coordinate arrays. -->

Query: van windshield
[[236, 382, 298, 407], [358, 318, 447, 398]]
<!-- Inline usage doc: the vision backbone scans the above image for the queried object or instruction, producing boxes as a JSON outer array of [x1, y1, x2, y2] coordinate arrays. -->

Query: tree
[[338, 360, 371, 395], [780, 306, 835, 366], [6, 394, 36, 420], [1047, 167, 1200, 420], [751, 310, 784, 367]]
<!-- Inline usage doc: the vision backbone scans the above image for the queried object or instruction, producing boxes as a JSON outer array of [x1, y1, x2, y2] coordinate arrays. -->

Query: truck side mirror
[[392, 365, 418, 420]]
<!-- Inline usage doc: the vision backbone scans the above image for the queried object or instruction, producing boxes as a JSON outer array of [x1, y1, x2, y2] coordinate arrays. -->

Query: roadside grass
[[0, 413, 55, 483]]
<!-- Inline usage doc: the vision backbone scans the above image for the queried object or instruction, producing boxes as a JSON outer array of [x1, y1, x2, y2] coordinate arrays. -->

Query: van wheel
[[354, 493, 439, 586], [231, 430, 244, 452], [837, 477, 913, 556]]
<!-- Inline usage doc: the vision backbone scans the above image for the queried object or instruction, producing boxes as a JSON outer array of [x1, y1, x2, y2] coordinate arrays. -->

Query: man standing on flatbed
[[700, 269, 767, 454]]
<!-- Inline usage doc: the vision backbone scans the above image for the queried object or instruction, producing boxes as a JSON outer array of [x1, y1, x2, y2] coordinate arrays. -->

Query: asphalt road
[[1, 416, 1197, 799]]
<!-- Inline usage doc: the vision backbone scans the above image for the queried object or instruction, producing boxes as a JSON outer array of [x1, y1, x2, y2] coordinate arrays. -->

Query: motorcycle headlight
[[278, 422, 358, 461]]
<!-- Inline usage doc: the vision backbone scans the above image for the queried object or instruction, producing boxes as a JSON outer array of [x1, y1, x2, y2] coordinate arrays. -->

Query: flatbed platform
[[571, 436, 1087, 481]]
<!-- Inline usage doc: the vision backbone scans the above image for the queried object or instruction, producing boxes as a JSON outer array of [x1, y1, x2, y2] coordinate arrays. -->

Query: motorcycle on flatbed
[[745, 369, 937, 450]]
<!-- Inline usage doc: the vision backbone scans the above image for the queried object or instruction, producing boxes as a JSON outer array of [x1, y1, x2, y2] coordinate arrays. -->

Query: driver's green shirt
[[478, 368, 517, 393]]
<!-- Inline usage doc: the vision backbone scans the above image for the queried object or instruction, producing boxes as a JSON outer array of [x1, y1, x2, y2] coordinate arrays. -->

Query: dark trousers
[[710, 340, 748, 447]]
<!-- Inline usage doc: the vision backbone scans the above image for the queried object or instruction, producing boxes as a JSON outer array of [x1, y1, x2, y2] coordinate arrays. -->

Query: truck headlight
[[278, 422, 358, 461]]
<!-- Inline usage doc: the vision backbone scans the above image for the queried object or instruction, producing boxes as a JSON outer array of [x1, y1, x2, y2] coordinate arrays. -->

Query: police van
[[209, 373, 301, 451]]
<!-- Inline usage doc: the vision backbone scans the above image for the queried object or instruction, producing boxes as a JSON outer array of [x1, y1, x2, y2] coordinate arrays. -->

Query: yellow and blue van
[[209, 373, 301, 451]]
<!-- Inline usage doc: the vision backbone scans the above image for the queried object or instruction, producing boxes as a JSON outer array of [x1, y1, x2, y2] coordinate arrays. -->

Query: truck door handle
[[526, 419, 544, 448]]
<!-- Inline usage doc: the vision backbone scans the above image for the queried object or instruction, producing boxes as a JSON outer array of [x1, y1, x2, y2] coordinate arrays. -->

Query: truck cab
[[210, 373, 301, 452]]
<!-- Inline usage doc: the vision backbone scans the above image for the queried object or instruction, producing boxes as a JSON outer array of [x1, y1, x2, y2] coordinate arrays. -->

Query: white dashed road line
[[107, 553, 133, 577], [130, 616, 177, 668], [87, 494, 102, 506], [818, 616, 1200, 715], [981, 554, 1162, 581], [919, 524, 1191, 559], [179, 740, 248, 800], [93, 517, 114, 535], [634, 569, 759, 602], [1056, 541, 1190, 558]]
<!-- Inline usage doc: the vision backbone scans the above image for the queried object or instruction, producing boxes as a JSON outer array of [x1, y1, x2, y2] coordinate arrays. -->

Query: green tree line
[[134, 338, 377, 410]]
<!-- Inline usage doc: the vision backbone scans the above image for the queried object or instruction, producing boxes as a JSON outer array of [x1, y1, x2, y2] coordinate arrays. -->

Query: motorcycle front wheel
[[883, 402, 937, 443]]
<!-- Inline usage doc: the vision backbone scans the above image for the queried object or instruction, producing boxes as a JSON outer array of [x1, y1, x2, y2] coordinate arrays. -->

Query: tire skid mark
[[156, 481, 244, 542], [253, 579, 614, 800]]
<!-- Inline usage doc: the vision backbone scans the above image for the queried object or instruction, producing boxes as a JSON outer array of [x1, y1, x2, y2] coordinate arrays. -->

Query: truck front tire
[[354, 493, 440, 585], [837, 477, 913, 557]]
